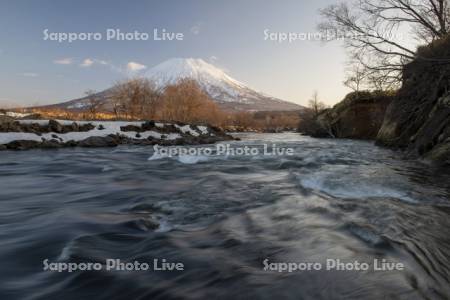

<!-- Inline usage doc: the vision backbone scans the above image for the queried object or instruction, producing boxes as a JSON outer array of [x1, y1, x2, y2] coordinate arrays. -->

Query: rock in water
[[5, 140, 40, 150], [78, 136, 119, 148]]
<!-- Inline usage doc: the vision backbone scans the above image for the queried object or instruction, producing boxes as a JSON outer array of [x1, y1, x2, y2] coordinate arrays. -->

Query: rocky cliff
[[376, 36, 450, 165], [300, 91, 393, 139]]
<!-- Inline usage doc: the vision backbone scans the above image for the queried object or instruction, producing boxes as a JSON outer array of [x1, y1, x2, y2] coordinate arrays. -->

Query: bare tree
[[319, 0, 450, 89], [110, 91, 125, 119], [109, 77, 227, 124], [85, 90, 103, 120], [159, 78, 216, 123], [232, 111, 255, 128], [308, 91, 327, 118], [298, 93, 332, 137], [344, 62, 366, 91], [110, 78, 161, 120]]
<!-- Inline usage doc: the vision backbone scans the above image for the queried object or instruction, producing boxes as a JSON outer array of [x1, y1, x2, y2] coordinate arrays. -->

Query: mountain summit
[[145, 58, 302, 111], [146, 58, 246, 91], [45, 58, 303, 112]]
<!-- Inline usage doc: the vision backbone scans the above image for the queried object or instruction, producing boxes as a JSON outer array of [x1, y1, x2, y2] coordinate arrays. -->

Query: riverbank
[[0, 117, 235, 150]]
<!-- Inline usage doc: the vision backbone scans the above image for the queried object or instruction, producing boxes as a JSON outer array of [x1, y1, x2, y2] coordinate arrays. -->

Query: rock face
[[376, 36, 450, 165], [300, 91, 393, 139]]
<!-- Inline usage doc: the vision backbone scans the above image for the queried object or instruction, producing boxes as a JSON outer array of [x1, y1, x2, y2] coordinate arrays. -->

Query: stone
[[48, 119, 63, 133], [6, 140, 40, 150], [78, 136, 118, 148], [142, 121, 156, 131], [120, 125, 142, 132], [65, 140, 78, 147], [0, 122, 235, 150], [79, 123, 95, 132], [70, 122, 79, 131], [41, 140, 63, 149]]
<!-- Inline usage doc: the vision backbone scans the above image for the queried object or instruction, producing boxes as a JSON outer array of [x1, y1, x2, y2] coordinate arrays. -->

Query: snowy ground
[[0, 120, 212, 145], [2, 112, 33, 118]]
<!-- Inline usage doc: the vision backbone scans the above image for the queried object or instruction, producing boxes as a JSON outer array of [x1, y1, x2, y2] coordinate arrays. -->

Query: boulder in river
[[5, 140, 41, 150], [78, 136, 119, 148]]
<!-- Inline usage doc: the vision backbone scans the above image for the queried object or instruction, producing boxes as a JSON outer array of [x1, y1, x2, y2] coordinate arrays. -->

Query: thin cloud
[[91, 59, 123, 73], [127, 61, 147, 72], [22, 72, 39, 77], [80, 58, 94, 67], [54, 58, 73, 65], [190, 22, 203, 35], [54, 57, 144, 74], [80, 58, 111, 67]]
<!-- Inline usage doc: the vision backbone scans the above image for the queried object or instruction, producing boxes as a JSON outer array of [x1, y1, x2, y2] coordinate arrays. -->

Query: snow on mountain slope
[[43, 58, 303, 112], [145, 58, 302, 111], [146, 58, 247, 101]]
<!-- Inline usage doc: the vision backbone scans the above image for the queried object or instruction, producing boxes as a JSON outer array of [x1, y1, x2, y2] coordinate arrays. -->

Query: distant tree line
[[109, 78, 226, 125]]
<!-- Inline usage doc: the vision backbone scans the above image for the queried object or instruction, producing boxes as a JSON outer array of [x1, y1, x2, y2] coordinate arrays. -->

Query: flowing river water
[[0, 133, 449, 299]]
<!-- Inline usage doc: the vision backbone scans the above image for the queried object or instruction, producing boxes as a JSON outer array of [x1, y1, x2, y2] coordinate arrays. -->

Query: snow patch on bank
[[197, 125, 209, 135], [0, 120, 182, 145], [1, 112, 32, 118], [175, 124, 200, 137]]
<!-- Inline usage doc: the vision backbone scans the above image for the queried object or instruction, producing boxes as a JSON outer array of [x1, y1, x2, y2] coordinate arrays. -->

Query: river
[[0, 133, 449, 299]]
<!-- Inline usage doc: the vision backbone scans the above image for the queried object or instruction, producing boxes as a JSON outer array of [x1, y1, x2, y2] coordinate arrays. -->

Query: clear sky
[[0, 0, 350, 107]]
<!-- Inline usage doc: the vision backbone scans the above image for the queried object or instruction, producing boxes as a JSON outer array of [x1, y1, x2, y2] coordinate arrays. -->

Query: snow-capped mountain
[[146, 58, 248, 99], [146, 58, 302, 111], [44, 58, 303, 112]]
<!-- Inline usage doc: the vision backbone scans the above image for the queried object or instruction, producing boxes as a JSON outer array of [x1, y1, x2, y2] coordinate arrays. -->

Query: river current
[[0, 133, 449, 299]]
